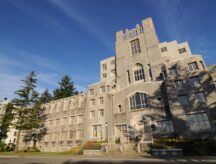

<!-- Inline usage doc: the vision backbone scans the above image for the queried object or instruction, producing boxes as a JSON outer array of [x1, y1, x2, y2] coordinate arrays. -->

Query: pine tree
[[53, 75, 78, 100], [0, 103, 14, 141], [13, 71, 47, 151], [40, 88, 52, 103]]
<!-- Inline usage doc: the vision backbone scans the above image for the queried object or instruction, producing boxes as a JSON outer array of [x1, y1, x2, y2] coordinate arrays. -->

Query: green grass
[[0, 147, 83, 157]]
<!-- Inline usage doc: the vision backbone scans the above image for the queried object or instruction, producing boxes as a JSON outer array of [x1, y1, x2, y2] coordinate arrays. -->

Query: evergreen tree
[[13, 71, 47, 151], [22, 100, 47, 147], [0, 103, 14, 141], [53, 75, 78, 100], [40, 88, 52, 103]]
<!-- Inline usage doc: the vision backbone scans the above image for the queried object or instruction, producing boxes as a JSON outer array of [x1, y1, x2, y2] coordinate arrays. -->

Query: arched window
[[130, 92, 148, 110], [134, 64, 145, 81]]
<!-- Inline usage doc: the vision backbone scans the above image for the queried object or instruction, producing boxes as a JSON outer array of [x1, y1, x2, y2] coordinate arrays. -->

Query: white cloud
[[47, 0, 113, 51], [0, 73, 23, 100]]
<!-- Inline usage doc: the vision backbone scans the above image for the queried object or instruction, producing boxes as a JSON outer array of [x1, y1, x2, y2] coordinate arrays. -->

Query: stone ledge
[[83, 150, 103, 156]]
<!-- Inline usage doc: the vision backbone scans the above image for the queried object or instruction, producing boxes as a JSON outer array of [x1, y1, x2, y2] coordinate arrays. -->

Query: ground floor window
[[187, 113, 211, 131], [92, 124, 102, 139], [130, 92, 147, 110], [77, 129, 83, 139], [157, 120, 174, 133], [115, 124, 127, 137]]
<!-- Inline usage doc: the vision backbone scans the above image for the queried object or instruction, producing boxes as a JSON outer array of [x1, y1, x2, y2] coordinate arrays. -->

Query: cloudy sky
[[0, 0, 216, 100]]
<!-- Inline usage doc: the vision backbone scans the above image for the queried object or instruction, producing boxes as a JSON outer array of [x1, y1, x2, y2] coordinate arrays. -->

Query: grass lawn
[[0, 147, 83, 157]]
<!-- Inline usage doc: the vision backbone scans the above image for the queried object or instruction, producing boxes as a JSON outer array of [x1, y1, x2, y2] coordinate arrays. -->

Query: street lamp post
[[105, 122, 108, 142]]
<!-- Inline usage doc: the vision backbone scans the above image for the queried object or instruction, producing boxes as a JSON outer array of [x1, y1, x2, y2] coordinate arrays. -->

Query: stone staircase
[[107, 143, 143, 157]]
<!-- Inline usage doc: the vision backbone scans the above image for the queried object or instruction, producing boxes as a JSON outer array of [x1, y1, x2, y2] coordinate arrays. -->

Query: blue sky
[[0, 0, 216, 100]]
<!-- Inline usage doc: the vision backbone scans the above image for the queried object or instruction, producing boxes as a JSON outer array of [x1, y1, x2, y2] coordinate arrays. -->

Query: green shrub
[[24, 146, 40, 152], [115, 137, 120, 144], [152, 137, 216, 156], [0, 141, 6, 152], [83, 141, 101, 150]]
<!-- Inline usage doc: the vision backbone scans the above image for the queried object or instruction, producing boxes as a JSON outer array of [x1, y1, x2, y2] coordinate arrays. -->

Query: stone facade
[[30, 18, 216, 152], [0, 98, 8, 126]]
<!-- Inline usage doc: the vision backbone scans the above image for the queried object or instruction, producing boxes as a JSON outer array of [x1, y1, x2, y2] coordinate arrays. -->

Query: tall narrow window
[[115, 124, 127, 137], [174, 80, 184, 90], [169, 67, 178, 75], [134, 64, 145, 81], [99, 97, 104, 104], [130, 39, 141, 55], [188, 62, 199, 71], [195, 92, 206, 103], [178, 47, 187, 54], [200, 61, 205, 69], [148, 64, 153, 81], [161, 47, 167, 53], [92, 125, 102, 139], [130, 92, 147, 110], [127, 70, 131, 84], [178, 95, 189, 106], [189, 76, 201, 87], [89, 89, 94, 95], [102, 63, 107, 71]]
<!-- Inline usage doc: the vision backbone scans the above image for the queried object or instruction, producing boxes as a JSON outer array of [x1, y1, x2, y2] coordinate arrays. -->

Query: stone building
[[0, 98, 9, 126], [33, 18, 216, 152]]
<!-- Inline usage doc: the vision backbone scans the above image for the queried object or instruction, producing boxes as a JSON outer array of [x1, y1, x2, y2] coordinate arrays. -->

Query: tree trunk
[[33, 139, 37, 147], [15, 129, 21, 152]]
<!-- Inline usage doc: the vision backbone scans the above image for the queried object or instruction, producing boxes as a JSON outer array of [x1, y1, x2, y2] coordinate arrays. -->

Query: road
[[1, 156, 216, 164]]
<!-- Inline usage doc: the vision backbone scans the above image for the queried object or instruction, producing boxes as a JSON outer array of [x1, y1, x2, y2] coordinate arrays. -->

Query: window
[[70, 116, 75, 124], [157, 120, 174, 133], [187, 113, 211, 131], [100, 86, 105, 93], [90, 111, 95, 119], [178, 95, 189, 105], [102, 63, 107, 71], [130, 92, 148, 110], [127, 70, 131, 84], [69, 130, 75, 140], [190, 76, 201, 87], [111, 69, 116, 75], [115, 124, 127, 137], [200, 61, 205, 69], [174, 80, 184, 90], [62, 117, 67, 125], [188, 62, 199, 71], [169, 67, 178, 76], [107, 85, 110, 92], [178, 47, 186, 54], [77, 129, 83, 139], [89, 89, 94, 95], [99, 109, 104, 116], [68, 100, 71, 109], [148, 64, 153, 81], [130, 39, 141, 55], [55, 119, 60, 126], [103, 73, 107, 78], [61, 102, 64, 111], [134, 64, 145, 81], [92, 125, 102, 139], [161, 46, 167, 52], [77, 115, 83, 124], [90, 99, 95, 106], [99, 97, 104, 104], [49, 120, 52, 127], [14, 132, 17, 136], [118, 105, 123, 113], [162, 70, 167, 79], [195, 92, 206, 103]]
